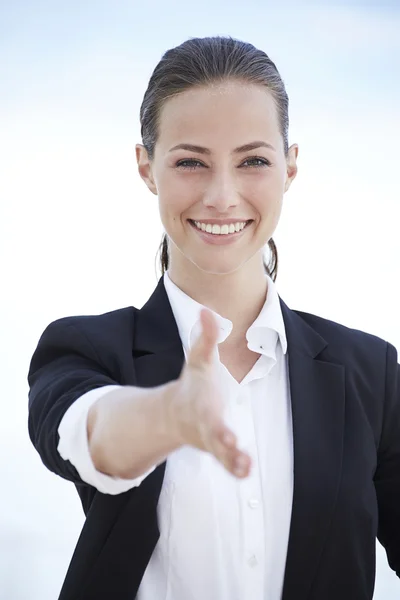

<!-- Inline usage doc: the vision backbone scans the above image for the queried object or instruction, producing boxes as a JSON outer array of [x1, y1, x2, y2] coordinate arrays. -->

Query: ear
[[135, 144, 158, 195], [284, 143, 298, 193]]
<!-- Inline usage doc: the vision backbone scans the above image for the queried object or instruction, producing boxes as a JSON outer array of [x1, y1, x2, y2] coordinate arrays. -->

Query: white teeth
[[193, 221, 248, 235]]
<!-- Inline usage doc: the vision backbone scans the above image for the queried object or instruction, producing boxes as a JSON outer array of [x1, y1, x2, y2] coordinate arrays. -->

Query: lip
[[188, 219, 252, 245], [188, 218, 252, 225]]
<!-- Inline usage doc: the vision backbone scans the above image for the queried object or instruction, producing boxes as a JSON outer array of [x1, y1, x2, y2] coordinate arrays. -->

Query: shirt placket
[[228, 382, 265, 600]]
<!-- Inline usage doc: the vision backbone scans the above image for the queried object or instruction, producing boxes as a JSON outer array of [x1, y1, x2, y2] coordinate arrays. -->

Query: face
[[136, 80, 298, 279]]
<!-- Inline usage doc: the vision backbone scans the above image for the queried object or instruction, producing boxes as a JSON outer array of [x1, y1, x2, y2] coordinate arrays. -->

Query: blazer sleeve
[[28, 318, 120, 485], [374, 341, 400, 576]]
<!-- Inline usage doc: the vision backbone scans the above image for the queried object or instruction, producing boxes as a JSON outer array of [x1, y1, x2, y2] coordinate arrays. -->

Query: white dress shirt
[[57, 272, 294, 600]]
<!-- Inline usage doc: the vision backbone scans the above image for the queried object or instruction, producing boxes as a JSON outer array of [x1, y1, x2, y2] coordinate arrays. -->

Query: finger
[[217, 429, 251, 477], [214, 442, 251, 478], [200, 423, 233, 457], [208, 427, 251, 478], [187, 308, 219, 368], [231, 451, 252, 478], [218, 429, 237, 449]]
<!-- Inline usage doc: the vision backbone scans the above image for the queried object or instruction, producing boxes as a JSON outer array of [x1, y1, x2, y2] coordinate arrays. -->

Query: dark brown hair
[[140, 36, 290, 281]]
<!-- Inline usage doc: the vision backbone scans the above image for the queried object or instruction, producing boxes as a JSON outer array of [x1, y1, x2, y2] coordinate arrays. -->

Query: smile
[[188, 219, 253, 245], [191, 220, 249, 235]]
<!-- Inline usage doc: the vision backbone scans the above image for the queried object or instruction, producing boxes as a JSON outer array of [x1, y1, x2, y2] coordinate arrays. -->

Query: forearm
[[87, 381, 182, 479]]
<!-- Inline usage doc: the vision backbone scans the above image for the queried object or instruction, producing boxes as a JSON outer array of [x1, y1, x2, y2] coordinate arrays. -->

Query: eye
[[241, 156, 271, 168], [176, 159, 205, 170]]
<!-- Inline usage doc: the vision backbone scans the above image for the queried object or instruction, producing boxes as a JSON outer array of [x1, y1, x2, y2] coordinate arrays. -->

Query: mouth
[[188, 219, 253, 245]]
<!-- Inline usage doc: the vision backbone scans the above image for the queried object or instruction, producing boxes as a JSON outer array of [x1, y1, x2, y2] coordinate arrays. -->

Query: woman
[[28, 36, 400, 600]]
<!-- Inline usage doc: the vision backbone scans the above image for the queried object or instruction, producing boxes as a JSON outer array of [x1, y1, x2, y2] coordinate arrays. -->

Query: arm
[[29, 310, 250, 492], [86, 379, 181, 480], [374, 342, 400, 577], [57, 385, 157, 494], [28, 319, 181, 489]]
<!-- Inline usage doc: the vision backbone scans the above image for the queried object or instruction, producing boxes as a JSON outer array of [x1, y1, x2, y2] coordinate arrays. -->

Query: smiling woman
[[27, 36, 400, 600], [138, 80, 298, 284], [137, 37, 297, 285]]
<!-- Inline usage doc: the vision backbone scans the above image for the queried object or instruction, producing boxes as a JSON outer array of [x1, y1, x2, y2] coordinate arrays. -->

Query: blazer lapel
[[133, 275, 185, 387], [280, 300, 346, 600]]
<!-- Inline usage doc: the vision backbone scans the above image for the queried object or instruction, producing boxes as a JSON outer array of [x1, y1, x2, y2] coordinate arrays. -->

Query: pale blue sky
[[1, 1, 399, 118], [1, 1, 399, 598]]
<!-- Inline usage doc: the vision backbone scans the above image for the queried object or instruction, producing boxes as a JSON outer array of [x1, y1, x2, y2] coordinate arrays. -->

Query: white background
[[1, 0, 399, 598]]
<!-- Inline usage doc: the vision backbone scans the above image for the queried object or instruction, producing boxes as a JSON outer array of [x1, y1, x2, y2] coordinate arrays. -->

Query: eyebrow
[[168, 141, 276, 154]]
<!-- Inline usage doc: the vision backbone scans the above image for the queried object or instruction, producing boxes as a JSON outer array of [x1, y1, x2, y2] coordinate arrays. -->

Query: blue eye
[[176, 159, 204, 170], [242, 157, 271, 168], [176, 157, 271, 170]]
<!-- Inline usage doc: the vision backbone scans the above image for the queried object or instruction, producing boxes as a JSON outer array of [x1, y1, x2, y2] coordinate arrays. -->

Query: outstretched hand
[[172, 308, 251, 478]]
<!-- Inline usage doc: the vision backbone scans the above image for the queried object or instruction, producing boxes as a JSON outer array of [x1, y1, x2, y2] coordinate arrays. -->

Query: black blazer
[[28, 276, 400, 600]]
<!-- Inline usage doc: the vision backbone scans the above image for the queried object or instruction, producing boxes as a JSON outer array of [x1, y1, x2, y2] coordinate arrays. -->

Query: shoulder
[[49, 306, 138, 342], [293, 308, 395, 365], [291, 310, 400, 424], [31, 306, 139, 373], [294, 308, 386, 345]]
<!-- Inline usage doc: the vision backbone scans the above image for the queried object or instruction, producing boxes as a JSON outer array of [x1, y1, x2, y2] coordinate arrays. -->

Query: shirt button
[[248, 555, 258, 567], [248, 498, 259, 509]]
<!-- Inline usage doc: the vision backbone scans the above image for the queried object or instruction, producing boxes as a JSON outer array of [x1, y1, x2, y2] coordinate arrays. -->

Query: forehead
[[156, 81, 282, 151]]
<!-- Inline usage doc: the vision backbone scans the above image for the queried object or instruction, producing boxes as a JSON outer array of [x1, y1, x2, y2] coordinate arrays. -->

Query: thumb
[[187, 309, 219, 369]]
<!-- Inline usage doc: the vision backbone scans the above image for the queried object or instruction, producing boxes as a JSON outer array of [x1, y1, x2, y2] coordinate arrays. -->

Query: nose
[[202, 170, 240, 212]]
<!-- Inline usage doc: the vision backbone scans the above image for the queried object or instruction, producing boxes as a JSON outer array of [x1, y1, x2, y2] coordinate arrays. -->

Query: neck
[[167, 256, 269, 338]]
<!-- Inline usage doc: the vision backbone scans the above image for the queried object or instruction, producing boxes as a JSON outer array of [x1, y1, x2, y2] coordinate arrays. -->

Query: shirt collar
[[163, 271, 287, 359]]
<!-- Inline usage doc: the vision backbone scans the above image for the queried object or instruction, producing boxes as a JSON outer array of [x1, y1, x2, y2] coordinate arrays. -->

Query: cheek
[[158, 172, 201, 218], [157, 190, 192, 234], [246, 174, 284, 213], [157, 173, 184, 214]]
